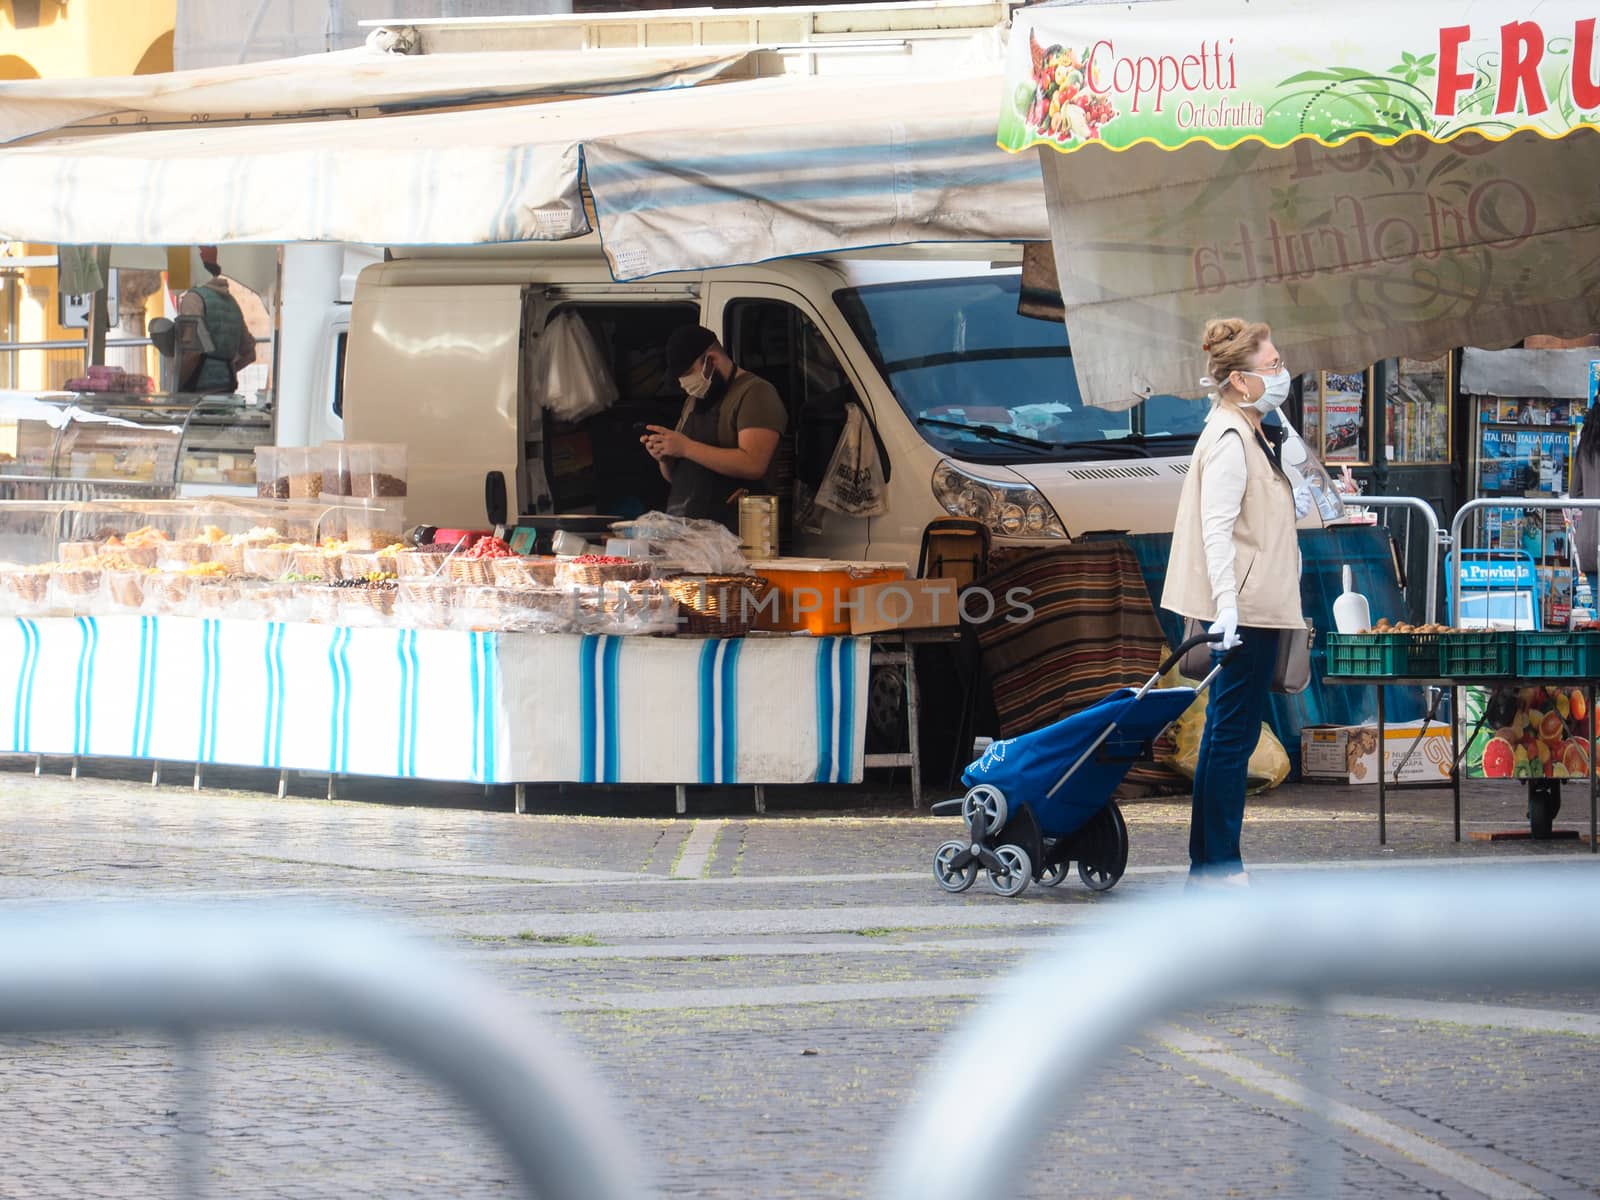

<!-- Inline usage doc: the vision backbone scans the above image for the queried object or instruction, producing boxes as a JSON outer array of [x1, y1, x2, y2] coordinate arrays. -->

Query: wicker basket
[[150, 573, 194, 612], [491, 556, 561, 588], [242, 547, 295, 580], [395, 550, 449, 579], [106, 570, 149, 610], [661, 574, 772, 637], [159, 543, 212, 570], [342, 551, 398, 580], [210, 543, 247, 575], [119, 543, 161, 569], [293, 550, 340, 581], [57, 541, 99, 563], [395, 579, 452, 606], [6, 571, 51, 606], [303, 584, 341, 624], [348, 584, 399, 618], [447, 557, 494, 585], [557, 559, 653, 588], [194, 582, 241, 616], [53, 567, 103, 597]]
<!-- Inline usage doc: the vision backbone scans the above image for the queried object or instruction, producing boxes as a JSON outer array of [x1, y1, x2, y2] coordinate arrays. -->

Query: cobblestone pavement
[[0, 760, 1597, 1198]]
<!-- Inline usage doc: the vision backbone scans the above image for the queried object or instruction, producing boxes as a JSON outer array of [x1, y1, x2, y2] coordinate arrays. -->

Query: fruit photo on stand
[[1468, 686, 1594, 781]]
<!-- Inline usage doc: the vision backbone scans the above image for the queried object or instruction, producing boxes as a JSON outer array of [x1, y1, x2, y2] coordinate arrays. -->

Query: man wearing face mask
[[642, 325, 786, 528], [1162, 317, 1308, 887]]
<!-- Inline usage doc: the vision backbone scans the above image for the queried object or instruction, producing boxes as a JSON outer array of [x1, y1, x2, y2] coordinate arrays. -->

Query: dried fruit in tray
[[461, 536, 513, 561]]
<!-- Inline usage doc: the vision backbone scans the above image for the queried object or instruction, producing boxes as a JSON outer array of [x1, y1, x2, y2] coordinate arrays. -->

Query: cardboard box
[[1301, 720, 1452, 784], [848, 577, 961, 635]]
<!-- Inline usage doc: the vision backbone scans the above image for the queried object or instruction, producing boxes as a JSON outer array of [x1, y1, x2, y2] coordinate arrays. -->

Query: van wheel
[[865, 664, 907, 752]]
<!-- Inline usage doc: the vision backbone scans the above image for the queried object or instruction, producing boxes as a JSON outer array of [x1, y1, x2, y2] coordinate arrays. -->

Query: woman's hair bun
[[1201, 317, 1246, 353]]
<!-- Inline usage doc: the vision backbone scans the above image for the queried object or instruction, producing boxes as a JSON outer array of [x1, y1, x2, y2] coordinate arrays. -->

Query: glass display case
[[0, 393, 272, 502]]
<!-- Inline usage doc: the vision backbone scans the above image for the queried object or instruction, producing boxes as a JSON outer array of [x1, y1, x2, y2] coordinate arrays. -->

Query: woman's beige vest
[[1162, 403, 1304, 629]]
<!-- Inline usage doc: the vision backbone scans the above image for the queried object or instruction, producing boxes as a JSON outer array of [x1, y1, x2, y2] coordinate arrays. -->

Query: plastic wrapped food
[[607, 511, 748, 576], [490, 556, 560, 588], [105, 569, 151, 612]]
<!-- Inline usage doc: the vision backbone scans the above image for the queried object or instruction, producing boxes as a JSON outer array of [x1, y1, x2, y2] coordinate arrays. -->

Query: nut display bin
[[349, 443, 408, 499]]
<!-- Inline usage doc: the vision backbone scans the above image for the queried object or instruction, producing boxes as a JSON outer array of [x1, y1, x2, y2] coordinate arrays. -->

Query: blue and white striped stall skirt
[[0, 618, 870, 785]]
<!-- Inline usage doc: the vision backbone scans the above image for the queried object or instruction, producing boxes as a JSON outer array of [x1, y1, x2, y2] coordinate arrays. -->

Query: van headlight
[[932, 460, 1067, 539]]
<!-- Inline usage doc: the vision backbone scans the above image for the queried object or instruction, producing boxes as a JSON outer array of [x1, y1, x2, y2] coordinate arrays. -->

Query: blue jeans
[[1190, 625, 1276, 876]]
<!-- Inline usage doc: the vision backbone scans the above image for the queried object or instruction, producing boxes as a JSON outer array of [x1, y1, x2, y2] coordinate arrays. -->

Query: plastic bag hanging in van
[[532, 312, 619, 423], [814, 403, 889, 518]]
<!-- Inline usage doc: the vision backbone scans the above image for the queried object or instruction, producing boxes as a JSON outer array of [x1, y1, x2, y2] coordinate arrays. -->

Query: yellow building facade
[[1, 0, 177, 389]]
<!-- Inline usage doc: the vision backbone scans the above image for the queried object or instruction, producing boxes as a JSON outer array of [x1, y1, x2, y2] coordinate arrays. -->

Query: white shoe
[[1187, 870, 1250, 890]]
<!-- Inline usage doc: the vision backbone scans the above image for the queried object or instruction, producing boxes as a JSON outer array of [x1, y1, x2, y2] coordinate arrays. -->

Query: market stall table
[[0, 616, 871, 790], [1322, 673, 1598, 852]]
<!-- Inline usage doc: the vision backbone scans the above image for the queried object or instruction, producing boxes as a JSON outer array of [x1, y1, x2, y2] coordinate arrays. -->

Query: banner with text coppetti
[[999, 3, 1600, 155]]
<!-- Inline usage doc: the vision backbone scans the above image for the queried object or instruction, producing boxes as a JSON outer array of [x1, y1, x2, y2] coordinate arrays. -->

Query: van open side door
[[345, 283, 524, 529]]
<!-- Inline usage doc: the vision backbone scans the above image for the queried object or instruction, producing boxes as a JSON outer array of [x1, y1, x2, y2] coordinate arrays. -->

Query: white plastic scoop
[[1334, 565, 1371, 634]]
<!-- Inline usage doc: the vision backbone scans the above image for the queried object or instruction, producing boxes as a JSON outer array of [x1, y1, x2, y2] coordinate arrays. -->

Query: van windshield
[[834, 274, 1206, 462]]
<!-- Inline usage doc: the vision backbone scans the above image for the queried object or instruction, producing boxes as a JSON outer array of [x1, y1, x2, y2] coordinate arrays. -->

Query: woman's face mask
[[1241, 367, 1292, 413]]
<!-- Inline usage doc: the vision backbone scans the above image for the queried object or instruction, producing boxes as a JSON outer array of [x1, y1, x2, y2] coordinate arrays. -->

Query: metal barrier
[[1349, 495, 1443, 624], [9, 878, 1600, 1199], [1449, 496, 1600, 628], [879, 871, 1600, 1200], [0, 906, 645, 1200]]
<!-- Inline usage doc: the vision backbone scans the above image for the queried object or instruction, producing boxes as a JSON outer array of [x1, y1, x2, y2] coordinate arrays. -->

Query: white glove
[[1294, 484, 1313, 519], [1209, 606, 1242, 651]]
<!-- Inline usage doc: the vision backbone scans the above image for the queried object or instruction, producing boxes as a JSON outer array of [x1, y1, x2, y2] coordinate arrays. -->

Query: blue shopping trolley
[[930, 632, 1232, 897]]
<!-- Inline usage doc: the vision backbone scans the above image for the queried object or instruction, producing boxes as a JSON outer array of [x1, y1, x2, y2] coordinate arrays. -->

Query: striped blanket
[[974, 542, 1186, 798]]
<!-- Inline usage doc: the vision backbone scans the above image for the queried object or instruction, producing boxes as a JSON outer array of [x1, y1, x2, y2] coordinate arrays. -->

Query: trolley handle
[[1155, 631, 1239, 681]]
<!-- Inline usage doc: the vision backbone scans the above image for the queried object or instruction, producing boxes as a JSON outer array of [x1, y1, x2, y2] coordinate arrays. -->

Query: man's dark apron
[[666, 398, 743, 530]]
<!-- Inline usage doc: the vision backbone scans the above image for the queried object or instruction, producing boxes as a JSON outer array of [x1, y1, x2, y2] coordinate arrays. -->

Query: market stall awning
[[1002, 1, 1600, 408], [0, 69, 1048, 277], [0, 41, 748, 145]]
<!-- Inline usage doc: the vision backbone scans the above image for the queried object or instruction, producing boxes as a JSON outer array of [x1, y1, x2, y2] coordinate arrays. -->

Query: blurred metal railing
[[879, 872, 1600, 1200], [1351, 495, 1443, 624], [0, 907, 645, 1200], [1450, 497, 1600, 628], [8, 878, 1599, 1200]]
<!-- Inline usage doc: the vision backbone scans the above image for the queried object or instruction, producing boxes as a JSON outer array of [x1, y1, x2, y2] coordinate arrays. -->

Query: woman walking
[[1162, 318, 1306, 885]]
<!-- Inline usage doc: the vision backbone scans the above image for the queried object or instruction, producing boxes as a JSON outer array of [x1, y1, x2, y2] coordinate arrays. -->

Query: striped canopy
[[0, 68, 1048, 281]]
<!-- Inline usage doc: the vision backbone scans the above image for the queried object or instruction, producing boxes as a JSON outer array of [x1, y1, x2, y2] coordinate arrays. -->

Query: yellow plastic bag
[[1161, 667, 1292, 793]]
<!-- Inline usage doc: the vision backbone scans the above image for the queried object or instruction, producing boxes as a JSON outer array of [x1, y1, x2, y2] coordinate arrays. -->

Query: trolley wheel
[[932, 839, 978, 894], [988, 844, 1032, 898], [1077, 803, 1129, 893], [962, 784, 1009, 836], [1039, 860, 1071, 888]]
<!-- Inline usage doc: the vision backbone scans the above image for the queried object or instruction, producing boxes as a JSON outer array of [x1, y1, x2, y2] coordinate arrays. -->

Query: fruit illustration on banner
[[1465, 686, 1597, 780], [1025, 35, 1119, 144]]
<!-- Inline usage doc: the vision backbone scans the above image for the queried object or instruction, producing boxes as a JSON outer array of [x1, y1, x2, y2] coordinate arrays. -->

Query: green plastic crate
[[1326, 631, 1441, 678], [1438, 631, 1516, 678], [1515, 631, 1600, 679]]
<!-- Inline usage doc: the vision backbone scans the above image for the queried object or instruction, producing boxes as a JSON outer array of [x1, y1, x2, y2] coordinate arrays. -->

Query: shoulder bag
[[1178, 617, 1314, 694]]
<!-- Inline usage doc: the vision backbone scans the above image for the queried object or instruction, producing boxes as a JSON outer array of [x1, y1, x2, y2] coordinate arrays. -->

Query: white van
[[335, 238, 1208, 566]]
